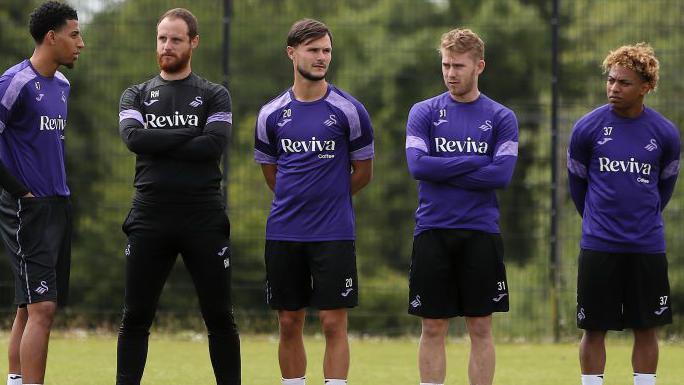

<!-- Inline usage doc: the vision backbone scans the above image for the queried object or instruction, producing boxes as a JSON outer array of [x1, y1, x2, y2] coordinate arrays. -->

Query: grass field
[[1, 333, 683, 384]]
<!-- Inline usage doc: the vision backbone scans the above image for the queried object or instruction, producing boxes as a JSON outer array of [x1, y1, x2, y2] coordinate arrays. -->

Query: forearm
[[658, 177, 678, 211], [447, 156, 516, 190], [119, 124, 196, 155], [0, 164, 29, 198], [166, 134, 226, 161], [406, 147, 490, 182], [261, 164, 277, 192], [568, 173, 588, 216], [351, 161, 373, 195]]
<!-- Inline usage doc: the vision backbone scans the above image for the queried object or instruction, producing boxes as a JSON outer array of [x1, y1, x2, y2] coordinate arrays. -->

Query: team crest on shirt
[[479, 120, 493, 131], [324, 114, 338, 127], [189, 96, 203, 108], [644, 139, 658, 152]]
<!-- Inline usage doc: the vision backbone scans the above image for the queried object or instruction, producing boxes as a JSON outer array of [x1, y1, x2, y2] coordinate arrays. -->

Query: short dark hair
[[29, 1, 78, 43], [287, 18, 332, 47], [158, 8, 198, 39]]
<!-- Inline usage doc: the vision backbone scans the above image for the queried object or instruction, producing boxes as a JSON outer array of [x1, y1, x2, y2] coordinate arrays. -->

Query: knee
[[319, 311, 347, 338], [204, 311, 239, 336], [633, 328, 658, 344], [582, 330, 607, 345], [279, 312, 305, 339], [466, 317, 492, 341], [421, 319, 449, 340], [119, 306, 156, 334], [27, 301, 57, 329]]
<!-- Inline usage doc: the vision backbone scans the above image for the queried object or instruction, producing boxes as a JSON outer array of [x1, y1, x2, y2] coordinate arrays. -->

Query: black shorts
[[577, 249, 672, 330], [0, 192, 71, 307], [408, 229, 509, 318], [264, 240, 358, 311]]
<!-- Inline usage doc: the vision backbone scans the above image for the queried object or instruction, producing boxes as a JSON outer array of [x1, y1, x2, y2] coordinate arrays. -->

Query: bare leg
[[465, 316, 495, 385], [319, 309, 349, 379], [8, 307, 28, 375], [278, 310, 307, 379], [632, 328, 658, 373], [20, 301, 57, 384], [419, 318, 449, 384], [579, 330, 607, 374]]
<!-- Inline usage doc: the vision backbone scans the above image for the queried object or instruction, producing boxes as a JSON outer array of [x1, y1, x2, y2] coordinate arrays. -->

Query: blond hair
[[603, 43, 659, 90], [439, 28, 484, 59]]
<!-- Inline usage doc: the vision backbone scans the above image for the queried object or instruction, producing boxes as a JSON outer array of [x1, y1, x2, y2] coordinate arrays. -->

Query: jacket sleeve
[[447, 109, 519, 190], [118, 86, 196, 155], [405, 103, 491, 182], [166, 85, 231, 161]]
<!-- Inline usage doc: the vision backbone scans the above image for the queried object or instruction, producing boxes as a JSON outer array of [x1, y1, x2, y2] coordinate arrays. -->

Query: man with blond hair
[[405, 28, 518, 385], [568, 43, 680, 385]]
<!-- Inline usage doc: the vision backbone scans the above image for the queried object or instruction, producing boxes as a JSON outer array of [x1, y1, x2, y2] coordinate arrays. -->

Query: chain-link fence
[[0, 0, 682, 340]]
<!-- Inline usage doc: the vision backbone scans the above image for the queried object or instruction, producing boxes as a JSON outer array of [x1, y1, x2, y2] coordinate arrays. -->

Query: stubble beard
[[297, 64, 327, 82]]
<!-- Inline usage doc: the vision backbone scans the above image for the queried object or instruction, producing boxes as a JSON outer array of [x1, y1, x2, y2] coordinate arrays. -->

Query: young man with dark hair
[[116, 8, 240, 385], [568, 43, 680, 385], [254, 18, 374, 385], [405, 28, 518, 385], [0, 2, 83, 385]]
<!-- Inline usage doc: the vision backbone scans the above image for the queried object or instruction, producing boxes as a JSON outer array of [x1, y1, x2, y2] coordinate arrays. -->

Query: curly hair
[[603, 43, 659, 90], [439, 28, 485, 60], [29, 1, 78, 43]]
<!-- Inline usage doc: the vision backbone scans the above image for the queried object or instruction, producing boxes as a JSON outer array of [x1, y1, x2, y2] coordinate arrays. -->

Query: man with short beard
[[0, 2, 84, 385], [116, 8, 240, 385], [254, 18, 374, 385]]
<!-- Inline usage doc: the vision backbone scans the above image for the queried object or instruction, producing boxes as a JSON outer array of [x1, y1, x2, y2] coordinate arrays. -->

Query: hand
[[22, 192, 35, 198]]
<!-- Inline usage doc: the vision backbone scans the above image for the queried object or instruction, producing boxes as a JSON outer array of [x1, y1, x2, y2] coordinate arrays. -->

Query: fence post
[[222, 0, 233, 204], [550, 0, 562, 343]]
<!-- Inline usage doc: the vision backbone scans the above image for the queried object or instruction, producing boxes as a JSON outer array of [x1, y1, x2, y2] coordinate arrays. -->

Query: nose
[[608, 82, 620, 93]]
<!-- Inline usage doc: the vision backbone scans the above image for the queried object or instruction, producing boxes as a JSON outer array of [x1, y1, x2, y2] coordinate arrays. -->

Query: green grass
[[1, 333, 683, 384]]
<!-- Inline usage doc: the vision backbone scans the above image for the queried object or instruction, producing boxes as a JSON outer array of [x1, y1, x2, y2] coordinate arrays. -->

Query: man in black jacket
[[116, 8, 240, 385]]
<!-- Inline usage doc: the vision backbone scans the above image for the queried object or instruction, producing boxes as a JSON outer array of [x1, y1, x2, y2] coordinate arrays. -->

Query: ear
[[477, 59, 485, 75], [191, 35, 199, 49], [640, 81, 652, 96], [45, 30, 57, 45], [286, 46, 295, 60]]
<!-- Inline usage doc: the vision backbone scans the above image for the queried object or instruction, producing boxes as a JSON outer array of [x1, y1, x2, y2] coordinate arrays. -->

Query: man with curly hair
[[567, 43, 680, 385], [0, 2, 84, 385]]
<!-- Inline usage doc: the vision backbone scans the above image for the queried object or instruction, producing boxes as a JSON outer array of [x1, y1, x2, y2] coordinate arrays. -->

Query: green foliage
[[0, 0, 682, 338]]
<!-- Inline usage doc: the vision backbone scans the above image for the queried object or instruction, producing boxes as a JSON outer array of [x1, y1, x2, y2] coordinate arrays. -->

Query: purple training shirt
[[0, 60, 70, 197], [405, 92, 519, 235], [254, 84, 374, 241], [568, 104, 680, 253]]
